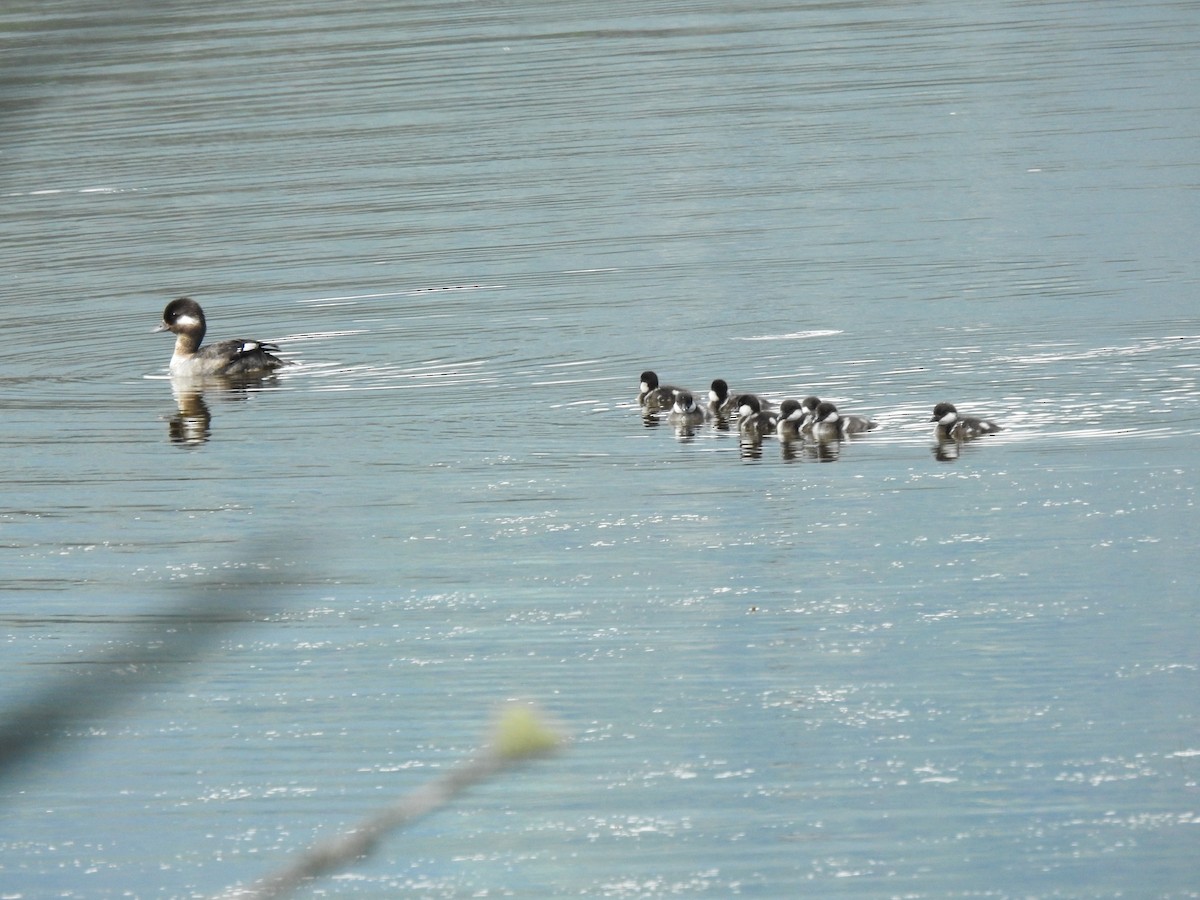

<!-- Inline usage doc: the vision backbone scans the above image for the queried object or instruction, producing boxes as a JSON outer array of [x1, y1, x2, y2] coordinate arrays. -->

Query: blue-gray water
[[2, 1, 1198, 897]]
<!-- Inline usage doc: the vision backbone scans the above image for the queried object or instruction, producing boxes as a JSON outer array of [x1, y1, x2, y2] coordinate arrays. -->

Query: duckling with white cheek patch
[[639, 370, 685, 411], [668, 391, 706, 427], [709, 379, 772, 418], [775, 399, 807, 442], [736, 394, 778, 440], [811, 400, 878, 441], [930, 402, 1002, 441]]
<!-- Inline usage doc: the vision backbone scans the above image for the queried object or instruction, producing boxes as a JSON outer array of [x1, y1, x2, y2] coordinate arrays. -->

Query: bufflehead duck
[[155, 298, 284, 377], [639, 370, 684, 411], [667, 391, 706, 427], [736, 394, 777, 440], [930, 402, 1002, 440], [775, 398, 807, 442], [811, 400, 878, 441], [798, 395, 822, 434], [708, 379, 734, 417], [709, 379, 772, 418]]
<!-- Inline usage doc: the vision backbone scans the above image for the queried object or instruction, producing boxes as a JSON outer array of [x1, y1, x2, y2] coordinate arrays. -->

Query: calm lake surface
[[2, 1, 1198, 897]]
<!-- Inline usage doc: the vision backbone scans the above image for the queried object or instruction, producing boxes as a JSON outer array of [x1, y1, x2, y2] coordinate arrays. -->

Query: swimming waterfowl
[[775, 399, 807, 442], [154, 297, 284, 377], [709, 379, 772, 418], [811, 400, 878, 440], [667, 391, 706, 427], [639, 370, 685, 411], [930, 402, 1003, 441], [736, 394, 777, 440]]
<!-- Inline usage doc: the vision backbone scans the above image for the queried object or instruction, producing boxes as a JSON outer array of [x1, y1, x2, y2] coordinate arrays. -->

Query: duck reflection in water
[[165, 373, 279, 447], [932, 441, 961, 462], [778, 435, 841, 462], [806, 439, 841, 462]]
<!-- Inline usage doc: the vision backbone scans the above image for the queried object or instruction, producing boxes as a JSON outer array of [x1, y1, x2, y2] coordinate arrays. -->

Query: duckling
[[811, 400, 878, 441], [709, 379, 772, 418], [930, 402, 1002, 441], [639, 370, 685, 411], [736, 394, 778, 440], [667, 391, 706, 427], [775, 398, 807, 442]]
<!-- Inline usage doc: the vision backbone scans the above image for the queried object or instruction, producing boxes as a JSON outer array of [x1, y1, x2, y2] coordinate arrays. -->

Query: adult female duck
[[155, 298, 285, 377]]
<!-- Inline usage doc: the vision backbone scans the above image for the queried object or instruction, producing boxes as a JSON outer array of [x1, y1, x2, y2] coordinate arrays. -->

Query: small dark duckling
[[775, 398, 807, 442], [639, 370, 685, 411], [736, 394, 778, 440], [930, 402, 1003, 441], [811, 400, 878, 441], [798, 395, 822, 434], [667, 390, 706, 427], [709, 379, 772, 418]]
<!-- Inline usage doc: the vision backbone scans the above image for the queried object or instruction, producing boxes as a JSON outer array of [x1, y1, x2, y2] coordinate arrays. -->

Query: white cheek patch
[[640, 381, 651, 394], [708, 390, 719, 403], [939, 411, 957, 425], [175, 313, 201, 327]]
